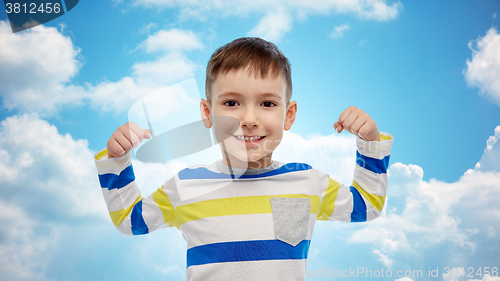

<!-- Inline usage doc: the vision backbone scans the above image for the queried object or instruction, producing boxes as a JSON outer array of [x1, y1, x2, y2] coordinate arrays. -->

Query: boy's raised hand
[[107, 122, 152, 159], [333, 106, 380, 141]]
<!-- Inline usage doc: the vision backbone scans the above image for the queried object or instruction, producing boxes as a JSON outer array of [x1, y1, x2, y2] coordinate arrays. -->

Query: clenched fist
[[107, 122, 152, 158], [333, 106, 380, 141]]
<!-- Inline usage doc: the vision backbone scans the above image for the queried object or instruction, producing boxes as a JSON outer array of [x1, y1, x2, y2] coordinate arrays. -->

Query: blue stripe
[[186, 239, 311, 268], [349, 186, 367, 222], [356, 151, 390, 174], [98, 165, 135, 190], [131, 199, 149, 235], [178, 163, 312, 180]]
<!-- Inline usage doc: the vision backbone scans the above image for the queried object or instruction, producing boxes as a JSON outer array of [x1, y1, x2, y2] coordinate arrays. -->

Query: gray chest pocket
[[270, 197, 311, 247]]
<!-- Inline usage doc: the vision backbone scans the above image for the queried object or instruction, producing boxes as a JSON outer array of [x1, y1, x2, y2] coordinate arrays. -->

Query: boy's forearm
[[95, 149, 145, 235], [316, 132, 393, 222], [95, 148, 176, 235], [351, 132, 393, 220]]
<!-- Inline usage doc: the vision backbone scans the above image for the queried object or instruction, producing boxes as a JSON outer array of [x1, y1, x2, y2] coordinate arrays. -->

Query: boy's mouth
[[233, 135, 265, 142]]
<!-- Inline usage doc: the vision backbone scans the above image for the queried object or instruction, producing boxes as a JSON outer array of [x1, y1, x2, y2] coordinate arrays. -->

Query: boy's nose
[[240, 109, 259, 128]]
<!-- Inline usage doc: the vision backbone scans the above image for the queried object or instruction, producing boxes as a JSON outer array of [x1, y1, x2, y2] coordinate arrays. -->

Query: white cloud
[[86, 77, 155, 113], [0, 113, 107, 280], [132, 0, 402, 21], [474, 126, 500, 172], [139, 22, 159, 34], [0, 113, 187, 280], [88, 53, 200, 113], [346, 126, 500, 267], [247, 12, 293, 42], [466, 274, 500, 281], [330, 24, 350, 38], [131, 0, 403, 41], [395, 277, 414, 281], [0, 22, 202, 115], [0, 113, 105, 219], [465, 27, 500, 107], [0, 20, 86, 115], [355, 0, 402, 21], [349, 165, 500, 264], [371, 249, 393, 267], [0, 201, 50, 281], [82, 28, 204, 114], [485, 225, 496, 238], [140, 28, 203, 53], [132, 53, 199, 85], [88, 28, 202, 113]]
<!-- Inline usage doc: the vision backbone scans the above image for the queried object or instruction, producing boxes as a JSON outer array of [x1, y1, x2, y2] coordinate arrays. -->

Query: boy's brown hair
[[205, 37, 292, 104]]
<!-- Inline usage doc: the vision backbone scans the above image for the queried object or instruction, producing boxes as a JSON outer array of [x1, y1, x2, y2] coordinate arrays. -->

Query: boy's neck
[[222, 153, 274, 170]]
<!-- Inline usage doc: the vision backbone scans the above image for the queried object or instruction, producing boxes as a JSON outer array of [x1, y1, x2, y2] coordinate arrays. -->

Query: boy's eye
[[261, 101, 277, 107], [223, 101, 239, 107]]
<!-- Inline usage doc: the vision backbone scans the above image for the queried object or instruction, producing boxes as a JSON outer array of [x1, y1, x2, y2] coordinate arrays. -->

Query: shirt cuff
[[94, 148, 133, 175], [356, 132, 393, 159]]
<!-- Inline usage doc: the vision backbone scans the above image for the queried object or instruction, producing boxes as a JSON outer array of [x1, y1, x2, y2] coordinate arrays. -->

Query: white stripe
[[356, 132, 393, 159], [327, 212, 351, 222], [202, 161, 221, 173], [186, 259, 308, 281], [366, 208, 380, 221], [329, 183, 353, 220], [180, 213, 317, 249], [95, 150, 132, 175], [176, 178, 236, 202], [102, 181, 141, 212], [172, 169, 321, 205], [314, 169, 331, 203], [116, 217, 133, 235], [143, 195, 172, 231], [353, 163, 388, 196]]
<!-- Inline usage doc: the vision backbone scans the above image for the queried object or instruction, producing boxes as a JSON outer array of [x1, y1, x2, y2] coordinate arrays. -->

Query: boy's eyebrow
[[217, 92, 243, 100], [259, 92, 283, 100], [217, 92, 283, 100]]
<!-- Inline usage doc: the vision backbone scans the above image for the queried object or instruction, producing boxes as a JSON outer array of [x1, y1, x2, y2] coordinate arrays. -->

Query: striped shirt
[[94, 132, 393, 280]]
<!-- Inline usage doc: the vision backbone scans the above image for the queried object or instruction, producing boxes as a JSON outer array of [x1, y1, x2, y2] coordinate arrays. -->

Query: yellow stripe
[[352, 180, 385, 211], [317, 177, 340, 221], [109, 195, 143, 226], [175, 194, 320, 227], [380, 134, 391, 141], [152, 187, 176, 228], [95, 149, 108, 160]]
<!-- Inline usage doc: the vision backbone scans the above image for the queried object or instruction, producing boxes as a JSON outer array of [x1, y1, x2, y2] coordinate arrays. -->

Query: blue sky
[[1, 1, 500, 280]]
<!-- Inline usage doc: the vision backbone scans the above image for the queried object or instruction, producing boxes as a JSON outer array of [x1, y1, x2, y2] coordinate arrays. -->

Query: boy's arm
[[94, 122, 176, 235], [317, 106, 393, 222]]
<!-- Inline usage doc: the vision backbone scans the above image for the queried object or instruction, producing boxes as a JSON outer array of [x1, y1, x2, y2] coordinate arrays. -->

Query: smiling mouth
[[233, 135, 266, 142]]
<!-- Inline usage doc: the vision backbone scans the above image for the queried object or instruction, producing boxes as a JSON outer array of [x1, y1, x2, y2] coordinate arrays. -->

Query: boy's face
[[201, 68, 297, 169]]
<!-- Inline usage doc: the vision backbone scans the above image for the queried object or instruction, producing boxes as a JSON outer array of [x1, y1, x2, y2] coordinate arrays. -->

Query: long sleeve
[[94, 148, 176, 235], [317, 132, 393, 222]]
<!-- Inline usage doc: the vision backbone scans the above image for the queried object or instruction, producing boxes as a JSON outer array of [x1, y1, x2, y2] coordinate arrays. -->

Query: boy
[[95, 37, 393, 281]]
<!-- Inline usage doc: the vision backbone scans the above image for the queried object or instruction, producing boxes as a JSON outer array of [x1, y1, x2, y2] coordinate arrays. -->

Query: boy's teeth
[[236, 136, 263, 141]]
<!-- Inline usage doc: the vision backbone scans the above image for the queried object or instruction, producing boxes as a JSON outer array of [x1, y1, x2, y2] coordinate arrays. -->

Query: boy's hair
[[205, 37, 292, 104]]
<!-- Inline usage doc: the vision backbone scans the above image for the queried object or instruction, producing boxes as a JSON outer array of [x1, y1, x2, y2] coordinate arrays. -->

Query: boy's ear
[[200, 99, 212, 128], [284, 101, 297, 131]]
